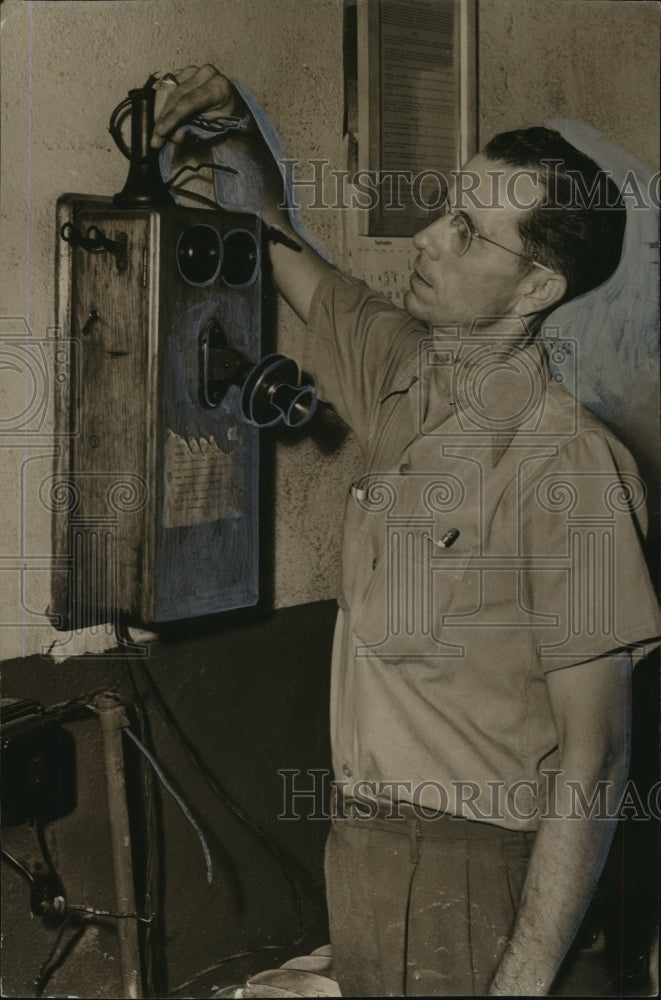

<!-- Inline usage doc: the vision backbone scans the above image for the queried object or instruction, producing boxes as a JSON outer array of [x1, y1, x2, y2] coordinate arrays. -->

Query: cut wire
[[67, 903, 154, 923], [165, 937, 307, 998], [168, 185, 224, 210], [166, 160, 238, 188], [133, 662, 309, 937], [34, 912, 90, 998], [124, 726, 214, 886], [134, 661, 307, 936], [123, 658, 162, 997]]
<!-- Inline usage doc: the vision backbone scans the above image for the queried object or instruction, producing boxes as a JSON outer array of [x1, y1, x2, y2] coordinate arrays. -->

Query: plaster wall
[[0, 0, 356, 661], [478, 0, 660, 170]]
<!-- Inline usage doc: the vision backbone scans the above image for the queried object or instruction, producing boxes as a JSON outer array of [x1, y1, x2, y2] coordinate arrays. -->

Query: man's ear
[[513, 270, 567, 318]]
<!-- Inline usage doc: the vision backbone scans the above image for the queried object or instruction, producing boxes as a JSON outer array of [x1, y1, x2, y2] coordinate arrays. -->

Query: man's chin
[[404, 289, 448, 326], [403, 289, 426, 322], [404, 294, 470, 332]]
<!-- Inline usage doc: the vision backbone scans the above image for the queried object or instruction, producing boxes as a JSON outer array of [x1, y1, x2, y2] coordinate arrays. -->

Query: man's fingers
[[169, 127, 190, 146], [173, 63, 225, 97], [172, 65, 199, 84], [151, 64, 235, 148]]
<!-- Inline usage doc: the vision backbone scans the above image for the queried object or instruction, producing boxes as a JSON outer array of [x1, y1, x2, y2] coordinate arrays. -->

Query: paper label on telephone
[[163, 429, 241, 528]]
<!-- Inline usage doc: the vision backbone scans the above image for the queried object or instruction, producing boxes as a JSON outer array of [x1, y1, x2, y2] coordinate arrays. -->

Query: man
[[152, 66, 660, 996]]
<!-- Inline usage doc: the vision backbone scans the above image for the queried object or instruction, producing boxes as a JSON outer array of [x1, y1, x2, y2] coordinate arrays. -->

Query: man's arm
[[489, 652, 632, 995], [152, 64, 332, 322]]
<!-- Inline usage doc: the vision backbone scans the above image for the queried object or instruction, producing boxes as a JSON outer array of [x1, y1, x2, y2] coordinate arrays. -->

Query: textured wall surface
[[0, 0, 357, 661], [478, 0, 660, 169]]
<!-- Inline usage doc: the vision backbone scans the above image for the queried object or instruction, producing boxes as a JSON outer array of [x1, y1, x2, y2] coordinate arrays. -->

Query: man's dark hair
[[484, 127, 626, 304]]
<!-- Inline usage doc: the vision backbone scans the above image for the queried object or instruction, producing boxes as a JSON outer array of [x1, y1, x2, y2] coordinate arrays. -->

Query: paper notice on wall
[[378, 0, 456, 180], [163, 429, 241, 528]]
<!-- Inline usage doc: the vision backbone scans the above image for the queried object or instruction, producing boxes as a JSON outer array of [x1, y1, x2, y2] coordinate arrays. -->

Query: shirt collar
[[402, 332, 551, 467]]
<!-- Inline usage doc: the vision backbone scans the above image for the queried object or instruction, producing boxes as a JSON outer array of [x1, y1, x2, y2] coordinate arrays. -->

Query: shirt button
[[343, 763, 353, 777], [399, 462, 410, 475]]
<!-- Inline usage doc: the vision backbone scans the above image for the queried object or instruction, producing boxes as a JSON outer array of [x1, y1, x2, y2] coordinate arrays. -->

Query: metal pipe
[[94, 692, 143, 998]]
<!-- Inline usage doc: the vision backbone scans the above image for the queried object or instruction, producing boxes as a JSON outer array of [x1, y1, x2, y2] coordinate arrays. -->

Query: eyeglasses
[[441, 205, 555, 274]]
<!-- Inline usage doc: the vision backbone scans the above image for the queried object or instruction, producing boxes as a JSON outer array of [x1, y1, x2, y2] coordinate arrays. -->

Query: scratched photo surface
[[1, 1, 659, 998]]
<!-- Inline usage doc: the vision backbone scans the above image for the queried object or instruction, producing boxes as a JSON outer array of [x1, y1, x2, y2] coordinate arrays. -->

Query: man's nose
[[413, 216, 450, 258]]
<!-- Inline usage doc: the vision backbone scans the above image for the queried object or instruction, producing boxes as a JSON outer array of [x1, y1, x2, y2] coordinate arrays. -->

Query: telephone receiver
[[103, 79, 316, 429], [198, 319, 317, 427], [109, 79, 173, 209]]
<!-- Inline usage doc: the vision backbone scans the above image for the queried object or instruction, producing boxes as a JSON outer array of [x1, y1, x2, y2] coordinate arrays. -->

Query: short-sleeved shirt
[[306, 270, 661, 830]]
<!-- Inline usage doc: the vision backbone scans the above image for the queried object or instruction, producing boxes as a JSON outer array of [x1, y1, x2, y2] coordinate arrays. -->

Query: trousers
[[324, 801, 535, 996]]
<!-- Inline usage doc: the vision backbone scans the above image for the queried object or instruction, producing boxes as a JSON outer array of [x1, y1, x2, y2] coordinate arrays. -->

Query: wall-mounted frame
[[353, 0, 477, 237]]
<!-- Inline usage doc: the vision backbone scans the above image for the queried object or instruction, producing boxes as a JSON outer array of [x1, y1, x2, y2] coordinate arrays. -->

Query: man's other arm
[[152, 64, 333, 323], [489, 652, 632, 995]]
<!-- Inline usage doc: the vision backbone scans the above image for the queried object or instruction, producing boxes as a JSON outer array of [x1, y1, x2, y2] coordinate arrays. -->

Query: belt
[[332, 788, 532, 842]]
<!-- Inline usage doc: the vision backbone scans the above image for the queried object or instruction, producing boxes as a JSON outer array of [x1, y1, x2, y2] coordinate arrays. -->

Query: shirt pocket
[[351, 512, 475, 661]]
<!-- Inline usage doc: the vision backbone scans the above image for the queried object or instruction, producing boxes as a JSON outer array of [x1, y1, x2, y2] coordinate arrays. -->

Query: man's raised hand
[[151, 64, 239, 149]]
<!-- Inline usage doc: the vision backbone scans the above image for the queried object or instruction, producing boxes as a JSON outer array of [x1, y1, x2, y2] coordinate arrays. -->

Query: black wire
[[166, 160, 239, 210], [264, 226, 304, 252], [33, 687, 158, 993], [67, 903, 154, 923], [132, 682, 156, 992], [168, 185, 223, 211], [118, 657, 325, 998], [21, 674, 319, 995], [33, 911, 71, 996], [34, 912, 90, 998], [165, 937, 308, 998], [123, 658, 164, 998], [166, 160, 238, 187], [134, 660, 308, 938], [42, 692, 99, 721]]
